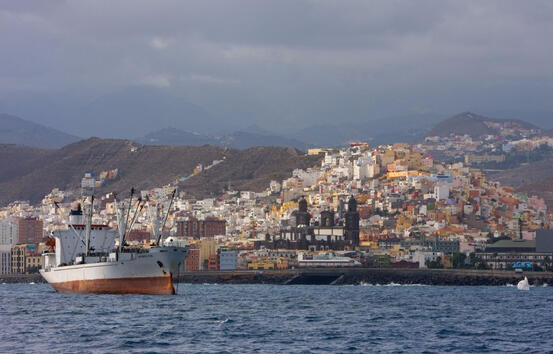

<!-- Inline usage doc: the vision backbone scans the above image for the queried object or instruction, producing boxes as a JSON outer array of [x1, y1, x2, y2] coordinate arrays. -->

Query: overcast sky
[[1, 1, 553, 136]]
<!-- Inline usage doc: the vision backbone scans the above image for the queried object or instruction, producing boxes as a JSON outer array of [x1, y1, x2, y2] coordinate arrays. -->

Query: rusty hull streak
[[50, 275, 175, 295]]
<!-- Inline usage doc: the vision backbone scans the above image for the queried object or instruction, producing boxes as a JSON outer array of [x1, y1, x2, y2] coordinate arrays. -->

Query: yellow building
[[307, 148, 334, 156], [248, 261, 275, 270], [11, 244, 41, 274], [26, 255, 42, 273], [360, 240, 379, 250], [199, 239, 217, 270]]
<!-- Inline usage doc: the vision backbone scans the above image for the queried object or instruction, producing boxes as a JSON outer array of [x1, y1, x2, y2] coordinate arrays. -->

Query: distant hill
[[218, 131, 309, 150], [135, 128, 218, 146], [135, 127, 308, 150], [0, 114, 80, 147], [291, 113, 443, 147], [0, 138, 321, 205], [428, 112, 540, 139], [487, 158, 553, 208]]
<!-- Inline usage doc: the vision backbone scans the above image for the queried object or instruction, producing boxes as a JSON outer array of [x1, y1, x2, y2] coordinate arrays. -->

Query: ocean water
[[1, 283, 552, 353]]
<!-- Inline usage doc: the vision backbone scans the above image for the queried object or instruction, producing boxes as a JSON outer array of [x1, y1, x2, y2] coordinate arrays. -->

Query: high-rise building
[[17, 217, 43, 244], [0, 218, 19, 245], [177, 217, 226, 239]]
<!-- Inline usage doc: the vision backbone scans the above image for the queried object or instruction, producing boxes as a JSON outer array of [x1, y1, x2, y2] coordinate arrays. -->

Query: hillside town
[[2, 127, 553, 275]]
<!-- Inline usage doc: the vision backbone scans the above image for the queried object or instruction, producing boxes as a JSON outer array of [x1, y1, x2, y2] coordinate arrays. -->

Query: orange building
[[185, 248, 200, 272], [18, 217, 43, 244], [207, 254, 219, 271]]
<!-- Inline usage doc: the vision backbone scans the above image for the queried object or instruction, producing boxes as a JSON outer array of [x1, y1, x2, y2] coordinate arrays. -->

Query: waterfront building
[[400, 236, 460, 254], [0, 245, 11, 274], [475, 231, 553, 269], [185, 248, 200, 272], [199, 239, 217, 270], [219, 249, 237, 271], [207, 254, 219, 271], [11, 244, 40, 274]]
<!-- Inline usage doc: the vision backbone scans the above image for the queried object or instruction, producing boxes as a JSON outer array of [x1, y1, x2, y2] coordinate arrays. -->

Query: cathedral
[[262, 196, 360, 251]]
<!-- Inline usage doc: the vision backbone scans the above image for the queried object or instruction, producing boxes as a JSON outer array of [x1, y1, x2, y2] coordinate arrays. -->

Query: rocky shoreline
[[3, 269, 552, 286]]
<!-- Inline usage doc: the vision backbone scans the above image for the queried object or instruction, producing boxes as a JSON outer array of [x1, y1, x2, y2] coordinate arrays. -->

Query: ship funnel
[[69, 203, 84, 225]]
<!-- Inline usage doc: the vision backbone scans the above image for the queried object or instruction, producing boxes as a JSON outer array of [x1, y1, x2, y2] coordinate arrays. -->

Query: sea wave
[[359, 281, 427, 287]]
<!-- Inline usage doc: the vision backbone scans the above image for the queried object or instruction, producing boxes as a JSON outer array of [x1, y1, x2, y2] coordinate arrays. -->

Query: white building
[[0, 245, 11, 274], [434, 182, 450, 201], [353, 157, 375, 180], [0, 218, 18, 246], [219, 249, 237, 270], [269, 180, 281, 193]]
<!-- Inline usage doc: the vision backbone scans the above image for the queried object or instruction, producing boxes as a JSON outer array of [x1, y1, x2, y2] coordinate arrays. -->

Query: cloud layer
[[1, 1, 552, 135]]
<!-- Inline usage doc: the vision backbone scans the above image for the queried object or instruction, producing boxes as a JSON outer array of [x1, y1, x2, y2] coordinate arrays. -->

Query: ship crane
[[147, 189, 176, 246], [114, 188, 146, 253]]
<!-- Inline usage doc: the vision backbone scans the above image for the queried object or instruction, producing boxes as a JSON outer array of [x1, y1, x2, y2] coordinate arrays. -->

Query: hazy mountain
[[135, 128, 218, 146], [218, 131, 309, 150], [428, 112, 539, 139], [77, 87, 219, 138], [0, 138, 321, 205], [0, 114, 80, 148], [292, 113, 443, 147], [135, 127, 309, 150]]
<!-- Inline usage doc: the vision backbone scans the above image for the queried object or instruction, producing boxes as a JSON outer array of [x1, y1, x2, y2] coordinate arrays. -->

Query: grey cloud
[[0, 1, 552, 137]]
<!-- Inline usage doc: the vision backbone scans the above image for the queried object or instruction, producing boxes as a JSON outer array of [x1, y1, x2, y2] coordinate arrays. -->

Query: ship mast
[[114, 196, 126, 253], [84, 196, 94, 256]]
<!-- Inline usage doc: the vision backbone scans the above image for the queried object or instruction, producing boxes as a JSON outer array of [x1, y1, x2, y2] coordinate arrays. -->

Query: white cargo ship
[[298, 252, 361, 268], [40, 191, 187, 295]]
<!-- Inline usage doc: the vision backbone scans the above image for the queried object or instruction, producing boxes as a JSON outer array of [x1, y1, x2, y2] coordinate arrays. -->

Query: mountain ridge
[[0, 138, 321, 205], [0, 114, 81, 148]]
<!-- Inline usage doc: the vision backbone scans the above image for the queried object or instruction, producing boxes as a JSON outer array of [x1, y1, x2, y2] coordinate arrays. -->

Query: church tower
[[296, 197, 311, 226], [345, 195, 360, 247]]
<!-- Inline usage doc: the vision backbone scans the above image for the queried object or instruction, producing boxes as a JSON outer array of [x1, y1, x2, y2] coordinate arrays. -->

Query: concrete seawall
[[0, 274, 45, 284], [176, 268, 553, 286], [3, 269, 552, 286]]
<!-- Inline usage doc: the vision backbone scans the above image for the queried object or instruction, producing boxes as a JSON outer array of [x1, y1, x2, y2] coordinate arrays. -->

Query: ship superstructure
[[40, 190, 187, 295]]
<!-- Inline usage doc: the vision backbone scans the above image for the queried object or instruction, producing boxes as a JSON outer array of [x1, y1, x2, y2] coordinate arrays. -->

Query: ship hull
[[50, 275, 175, 295], [40, 247, 186, 295]]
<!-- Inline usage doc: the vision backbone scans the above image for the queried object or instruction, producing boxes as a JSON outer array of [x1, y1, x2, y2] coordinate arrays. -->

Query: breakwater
[[176, 268, 553, 286], [0, 274, 45, 284], [4, 269, 553, 286]]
